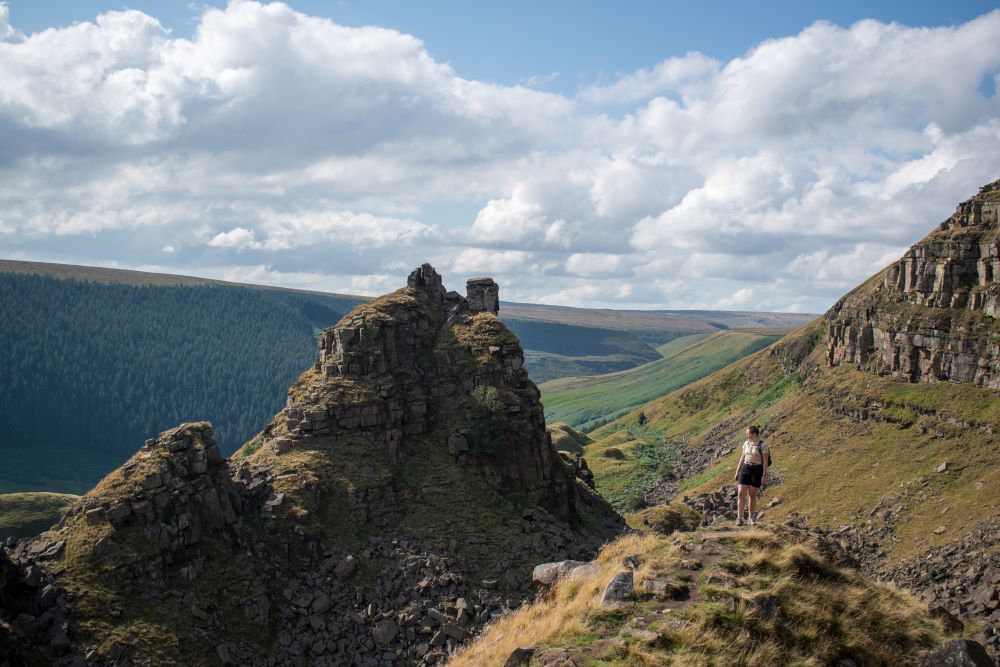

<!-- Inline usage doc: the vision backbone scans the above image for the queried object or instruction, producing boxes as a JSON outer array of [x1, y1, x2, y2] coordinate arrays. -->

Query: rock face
[[0, 546, 83, 666], [827, 180, 1000, 387], [275, 263, 613, 524], [465, 278, 499, 314], [5, 265, 623, 667], [917, 639, 994, 667]]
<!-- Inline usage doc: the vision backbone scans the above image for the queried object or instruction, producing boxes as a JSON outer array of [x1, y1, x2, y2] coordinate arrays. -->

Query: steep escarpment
[[4, 265, 622, 666], [582, 181, 1000, 659], [827, 179, 1000, 387]]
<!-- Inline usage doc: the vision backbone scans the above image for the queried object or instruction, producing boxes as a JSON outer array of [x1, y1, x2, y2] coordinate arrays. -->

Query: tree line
[[0, 273, 357, 492]]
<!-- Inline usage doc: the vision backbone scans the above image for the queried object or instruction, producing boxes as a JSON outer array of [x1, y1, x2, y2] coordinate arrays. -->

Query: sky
[[1, 1, 999, 312]]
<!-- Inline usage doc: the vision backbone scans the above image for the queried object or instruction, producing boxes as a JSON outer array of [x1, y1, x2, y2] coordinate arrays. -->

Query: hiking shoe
[[736, 518, 745, 526], [748, 518, 757, 526]]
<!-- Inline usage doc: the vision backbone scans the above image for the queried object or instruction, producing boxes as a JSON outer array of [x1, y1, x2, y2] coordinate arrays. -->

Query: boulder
[[532, 560, 597, 588], [504, 646, 537, 667], [372, 620, 398, 646], [917, 639, 993, 667], [600, 571, 635, 606]]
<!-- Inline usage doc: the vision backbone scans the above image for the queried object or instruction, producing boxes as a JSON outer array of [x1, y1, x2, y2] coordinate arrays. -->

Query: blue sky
[[1, 1, 999, 311], [8, 1, 997, 92]]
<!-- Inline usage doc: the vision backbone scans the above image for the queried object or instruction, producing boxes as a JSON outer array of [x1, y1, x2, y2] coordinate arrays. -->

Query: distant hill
[[501, 318, 664, 383], [0, 259, 364, 313], [504, 302, 815, 339], [502, 303, 814, 383], [0, 258, 815, 492], [539, 329, 784, 432], [0, 271, 366, 493]]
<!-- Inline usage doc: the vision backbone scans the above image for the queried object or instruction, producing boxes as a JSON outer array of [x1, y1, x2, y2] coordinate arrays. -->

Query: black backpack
[[756, 441, 772, 467]]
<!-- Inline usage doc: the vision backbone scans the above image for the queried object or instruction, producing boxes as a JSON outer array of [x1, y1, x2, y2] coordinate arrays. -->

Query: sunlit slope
[[654, 332, 712, 356], [547, 422, 594, 454], [586, 318, 1000, 562], [0, 492, 78, 539], [503, 317, 665, 383], [450, 527, 945, 667], [540, 330, 783, 431]]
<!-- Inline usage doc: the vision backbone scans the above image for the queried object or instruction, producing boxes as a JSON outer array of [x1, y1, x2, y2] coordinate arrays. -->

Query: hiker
[[733, 424, 768, 526]]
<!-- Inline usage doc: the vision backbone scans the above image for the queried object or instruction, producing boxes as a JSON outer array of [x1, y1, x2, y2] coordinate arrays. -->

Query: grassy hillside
[[0, 272, 364, 493], [0, 492, 78, 539], [547, 422, 594, 454], [540, 330, 783, 432], [654, 332, 712, 356], [503, 318, 665, 383], [450, 526, 946, 667], [585, 317, 1000, 563]]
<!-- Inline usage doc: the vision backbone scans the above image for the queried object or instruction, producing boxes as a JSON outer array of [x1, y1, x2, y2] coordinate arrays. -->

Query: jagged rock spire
[[467, 278, 499, 314]]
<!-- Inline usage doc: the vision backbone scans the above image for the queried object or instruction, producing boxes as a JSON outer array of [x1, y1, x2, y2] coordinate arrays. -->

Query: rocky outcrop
[[465, 278, 499, 314], [0, 546, 83, 666], [5, 265, 622, 666], [883, 517, 1000, 659], [827, 180, 1000, 387], [265, 264, 618, 527]]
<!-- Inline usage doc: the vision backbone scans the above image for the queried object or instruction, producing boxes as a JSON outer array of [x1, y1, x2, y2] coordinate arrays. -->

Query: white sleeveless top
[[742, 439, 767, 466]]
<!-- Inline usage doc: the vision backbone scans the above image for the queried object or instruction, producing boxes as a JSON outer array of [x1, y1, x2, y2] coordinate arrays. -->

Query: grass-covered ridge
[[0, 492, 79, 539], [547, 422, 594, 454], [540, 330, 783, 431], [449, 527, 947, 666], [585, 315, 1000, 563], [503, 317, 665, 384]]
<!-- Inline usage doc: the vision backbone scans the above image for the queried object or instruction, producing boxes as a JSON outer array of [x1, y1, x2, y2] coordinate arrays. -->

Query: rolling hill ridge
[[0, 259, 814, 495], [540, 329, 784, 431], [583, 178, 1000, 659]]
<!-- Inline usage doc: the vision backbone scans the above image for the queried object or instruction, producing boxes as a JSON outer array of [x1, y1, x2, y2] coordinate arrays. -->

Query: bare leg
[[748, 487, 759, 522], [737, 485, 749, 523]]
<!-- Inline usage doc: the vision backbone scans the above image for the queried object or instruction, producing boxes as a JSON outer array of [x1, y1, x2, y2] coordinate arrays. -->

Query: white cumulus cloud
[[1, 3, 999, 312]]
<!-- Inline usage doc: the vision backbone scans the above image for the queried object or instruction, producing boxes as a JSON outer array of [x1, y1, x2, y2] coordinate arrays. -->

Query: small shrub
[[360, 322, 380, 345], [240, 435, 265, 457], [469, 386, 509, 457], [603, 447, 626, 460]]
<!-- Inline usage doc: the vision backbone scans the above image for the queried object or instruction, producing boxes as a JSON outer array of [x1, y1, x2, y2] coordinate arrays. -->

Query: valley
[[2, 183, 999, 664]]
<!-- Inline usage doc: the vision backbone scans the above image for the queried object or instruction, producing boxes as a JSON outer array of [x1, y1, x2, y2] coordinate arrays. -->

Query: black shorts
[[739, 464, 764, 488]]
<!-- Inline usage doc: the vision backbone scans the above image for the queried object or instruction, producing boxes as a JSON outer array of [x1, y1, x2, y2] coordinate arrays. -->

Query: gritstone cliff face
[[2, 265, 622, 667], [827, 180, 1000, 387]]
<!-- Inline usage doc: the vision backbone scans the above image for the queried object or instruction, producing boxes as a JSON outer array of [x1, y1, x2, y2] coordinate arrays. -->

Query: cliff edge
[[827, 180, 1000, 386]]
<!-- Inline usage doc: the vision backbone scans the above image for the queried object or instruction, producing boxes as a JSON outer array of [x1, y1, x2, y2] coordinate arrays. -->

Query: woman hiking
[[733, 425, 768, 526]]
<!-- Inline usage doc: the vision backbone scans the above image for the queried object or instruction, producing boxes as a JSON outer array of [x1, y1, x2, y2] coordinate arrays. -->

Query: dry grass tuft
[[448, 528, 946, 667]]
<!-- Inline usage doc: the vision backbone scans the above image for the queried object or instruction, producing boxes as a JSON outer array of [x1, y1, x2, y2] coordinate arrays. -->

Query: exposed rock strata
[[827, 180, 1000, 387], [4, 265, 622, 666]]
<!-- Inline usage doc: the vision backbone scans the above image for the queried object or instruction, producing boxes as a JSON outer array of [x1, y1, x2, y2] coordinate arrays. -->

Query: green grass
[[540, 331, 783, 431], [548, 422, 593, 454], [0, 492, 79, 539], [654, 333, 713, 357], [585, 420, 682, 511], [584, 314, 1000, 564]]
